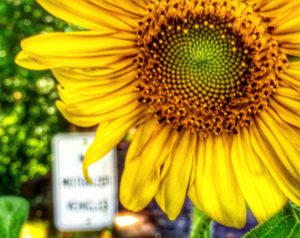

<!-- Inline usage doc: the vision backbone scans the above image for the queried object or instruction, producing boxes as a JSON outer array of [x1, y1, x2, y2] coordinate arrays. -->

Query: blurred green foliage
[[0, 0, 67, 195]]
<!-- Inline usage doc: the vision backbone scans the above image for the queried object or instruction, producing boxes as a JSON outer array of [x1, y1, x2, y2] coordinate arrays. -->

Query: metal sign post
[[52, 133, 117, 231]]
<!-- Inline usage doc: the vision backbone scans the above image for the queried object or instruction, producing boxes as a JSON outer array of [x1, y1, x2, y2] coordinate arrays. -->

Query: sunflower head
[[15, 0, 300, 229], [136, 0, 288, 139]]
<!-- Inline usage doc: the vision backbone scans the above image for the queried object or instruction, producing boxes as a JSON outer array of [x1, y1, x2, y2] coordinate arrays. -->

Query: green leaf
[[0, 196, 29, 238], [190, 207, 212, 238], [244, 203, 300, 238]]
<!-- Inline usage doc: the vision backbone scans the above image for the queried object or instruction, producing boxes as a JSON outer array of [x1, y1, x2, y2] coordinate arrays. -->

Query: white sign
[[52, 133, 117, 231]]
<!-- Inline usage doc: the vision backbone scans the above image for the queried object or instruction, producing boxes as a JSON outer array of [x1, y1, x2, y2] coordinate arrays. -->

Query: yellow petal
[[57, 82, 136, 108], [52, 66, 136, 94], [255, 0, 298, 13], [269, 9, 300, 35], [189, 134, 246, 228], [269, 111, 300, 154], [37, 0, 147, 31], [57, 85, 141, 127], [14, 51, 49, 70], [16, 31, 137, 69], [251, 113, 300, 205], [255, 0, 300, 55], [232, 127, 286, 223], [83, 106, 147, 183], [275, 86, 300, 100], [65, 63, 136, 78], [258, 112, 300, 178], [155, 130, 196, 220], [125, 119, 158, 161], [272, 93, 300, 116], [120, 122, 174, 212], [89, 0, 148, 18], [280, 44, 300, 57], [277, 61, 300, 90], [57, 99, 143, 128], [270, 85, 300, 127], [270, 99, 300, 128]]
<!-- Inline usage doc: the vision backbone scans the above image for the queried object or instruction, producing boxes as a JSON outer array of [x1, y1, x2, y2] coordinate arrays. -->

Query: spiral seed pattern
[[136, 0, 288, 138]]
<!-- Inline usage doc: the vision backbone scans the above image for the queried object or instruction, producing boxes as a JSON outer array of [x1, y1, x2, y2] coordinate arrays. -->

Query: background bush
[[0, 0, 67, 195]]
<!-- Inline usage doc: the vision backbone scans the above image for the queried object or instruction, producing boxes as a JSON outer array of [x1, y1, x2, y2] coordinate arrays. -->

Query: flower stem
[[189, 207, 212, 238]]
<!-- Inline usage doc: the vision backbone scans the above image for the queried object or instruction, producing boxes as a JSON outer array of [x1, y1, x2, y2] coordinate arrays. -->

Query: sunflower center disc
[[136, 1, 287, 139]]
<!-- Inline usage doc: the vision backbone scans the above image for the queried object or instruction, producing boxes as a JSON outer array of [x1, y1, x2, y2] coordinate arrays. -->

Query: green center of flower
[[151, 16, 250, 106], [136, 0, 287, 138]]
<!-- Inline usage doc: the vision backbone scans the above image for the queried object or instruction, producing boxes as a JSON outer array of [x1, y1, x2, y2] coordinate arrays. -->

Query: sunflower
[[16, 0, 300, 228]]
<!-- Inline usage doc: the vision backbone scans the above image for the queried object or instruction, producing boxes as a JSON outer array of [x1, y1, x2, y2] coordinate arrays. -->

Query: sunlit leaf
[[0, 196, 29, 238], [244, 203, 300, 238]]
